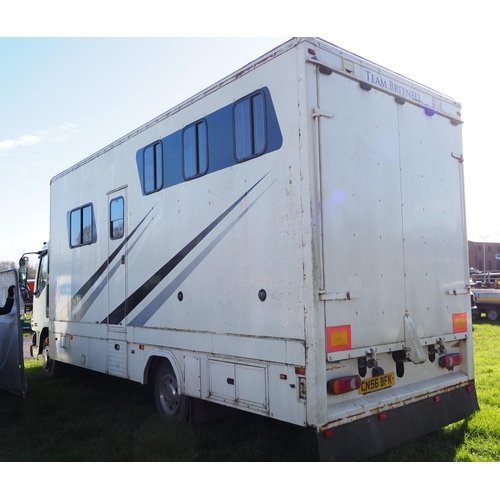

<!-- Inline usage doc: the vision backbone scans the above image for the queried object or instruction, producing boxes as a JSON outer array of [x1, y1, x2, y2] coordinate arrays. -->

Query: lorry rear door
[[317, 67, 468, 359], [318, 71, 406, 353]]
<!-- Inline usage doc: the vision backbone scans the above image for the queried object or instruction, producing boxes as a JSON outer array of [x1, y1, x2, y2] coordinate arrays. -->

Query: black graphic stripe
[[129, 183, 273, 326], [71, 219, 153, 321], [66, 206, 155, 315], [104, 173, 268, 325]]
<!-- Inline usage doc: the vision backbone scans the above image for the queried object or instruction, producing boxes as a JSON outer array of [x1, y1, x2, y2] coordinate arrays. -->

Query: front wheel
[[42, 338, 60, 376], [487, 308, 500, 322], [153, 360, 189, 422]]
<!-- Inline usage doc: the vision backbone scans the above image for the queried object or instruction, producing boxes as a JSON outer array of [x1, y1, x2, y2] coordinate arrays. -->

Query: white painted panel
[[184, 355, 201, 397], [235, 364, 267, 409], [208, 360, 235, 401], [399, 104, 469, 334], [318, 71, 406, 350]]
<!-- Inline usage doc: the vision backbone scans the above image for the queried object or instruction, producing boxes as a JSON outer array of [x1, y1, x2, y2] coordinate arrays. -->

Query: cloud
[[0, 123, 77, 152]]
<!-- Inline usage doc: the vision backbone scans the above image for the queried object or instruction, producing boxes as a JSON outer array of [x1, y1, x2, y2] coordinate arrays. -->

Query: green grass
[[0, 359, 318, 461], [1, 322, 498, 461]]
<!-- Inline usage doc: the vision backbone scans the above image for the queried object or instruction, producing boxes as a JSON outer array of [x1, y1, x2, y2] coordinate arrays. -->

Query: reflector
[[324, 428, 335, 439]]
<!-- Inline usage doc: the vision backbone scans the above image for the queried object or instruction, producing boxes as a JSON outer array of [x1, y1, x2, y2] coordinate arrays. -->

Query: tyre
[[153, 360, 189, 422], [486, 308, 499, 322], [41, 338, 60, 376]]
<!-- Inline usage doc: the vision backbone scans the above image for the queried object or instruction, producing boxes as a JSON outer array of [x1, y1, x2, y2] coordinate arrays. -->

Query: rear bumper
[[317, 382, 479, 461]]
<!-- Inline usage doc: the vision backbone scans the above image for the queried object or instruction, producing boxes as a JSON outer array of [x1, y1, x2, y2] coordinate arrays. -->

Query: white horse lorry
[[21, 37, 478, 460]]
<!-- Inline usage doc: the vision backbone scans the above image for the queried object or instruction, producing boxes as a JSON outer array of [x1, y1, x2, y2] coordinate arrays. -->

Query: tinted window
[[183, 120, 208, 180], [234, 91, 267, 161], [144, 142, 163, 194]]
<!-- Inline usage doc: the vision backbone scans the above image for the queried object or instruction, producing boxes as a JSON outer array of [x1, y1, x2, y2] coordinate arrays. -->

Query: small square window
[[70, 204, 94, 247]]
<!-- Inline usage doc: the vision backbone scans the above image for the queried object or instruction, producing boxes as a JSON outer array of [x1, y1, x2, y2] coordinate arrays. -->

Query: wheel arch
[[38, 327, 49, 356], [144, 350, 183, 389]]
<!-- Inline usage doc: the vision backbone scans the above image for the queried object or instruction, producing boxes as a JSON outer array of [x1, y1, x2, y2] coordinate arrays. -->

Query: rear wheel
[[153, 360, 189, 422], [487, 308, 499, 321]]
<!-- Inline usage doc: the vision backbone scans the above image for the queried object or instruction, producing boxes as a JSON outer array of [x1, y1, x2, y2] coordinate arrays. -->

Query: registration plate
[[359, 372, 395, 395]]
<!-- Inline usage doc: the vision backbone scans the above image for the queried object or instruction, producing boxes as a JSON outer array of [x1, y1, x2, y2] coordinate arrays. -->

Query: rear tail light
[[439, 353, 462, 369], [327, 375, 361, 395]]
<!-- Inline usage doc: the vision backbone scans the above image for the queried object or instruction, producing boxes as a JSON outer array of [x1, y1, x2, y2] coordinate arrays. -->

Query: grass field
[[1, 321, 498, 461]]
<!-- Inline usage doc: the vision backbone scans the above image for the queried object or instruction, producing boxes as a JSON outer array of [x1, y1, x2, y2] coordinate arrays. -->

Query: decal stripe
[[129, 183, 272, 326], [104, 173, 268, 325], [60, 206, 155, 319], [70, 219, 153, 321]]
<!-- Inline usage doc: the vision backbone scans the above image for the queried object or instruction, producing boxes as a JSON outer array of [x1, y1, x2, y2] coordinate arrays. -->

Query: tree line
[[0, 261, 37, 278]]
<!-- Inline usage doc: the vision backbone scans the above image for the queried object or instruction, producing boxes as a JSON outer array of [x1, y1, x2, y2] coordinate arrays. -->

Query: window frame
[[143, 141, 164, 194], [182, 119, 209, 180], [233, 90, 268, 162], [69, 203, 95, 248], [109, 196, 125, 240]]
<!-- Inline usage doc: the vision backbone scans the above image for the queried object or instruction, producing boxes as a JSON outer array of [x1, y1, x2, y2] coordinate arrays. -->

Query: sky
[[1, 2, 499, 265]]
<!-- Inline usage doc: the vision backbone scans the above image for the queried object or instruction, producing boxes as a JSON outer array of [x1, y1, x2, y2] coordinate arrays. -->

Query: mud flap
[[316, 383, 479, 461]]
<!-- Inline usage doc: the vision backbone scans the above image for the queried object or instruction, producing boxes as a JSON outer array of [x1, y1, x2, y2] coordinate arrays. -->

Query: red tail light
[[327, 375, 361, 395], [439, 353, 462, 369]]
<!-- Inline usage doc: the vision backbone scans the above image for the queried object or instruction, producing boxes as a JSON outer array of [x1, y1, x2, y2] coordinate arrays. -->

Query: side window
[[183, 120, 208, 180], [70, 204, 94, 247], [36, 252, 48, 293], [144, 142, 163, 194], [234, 91, 267, 162], [110, 197, 124, 240]]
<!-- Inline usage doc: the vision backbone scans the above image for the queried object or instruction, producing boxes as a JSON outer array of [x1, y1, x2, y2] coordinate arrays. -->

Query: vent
[[343, 58, 355, 75]]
